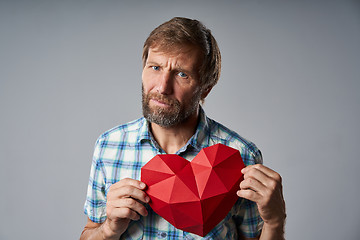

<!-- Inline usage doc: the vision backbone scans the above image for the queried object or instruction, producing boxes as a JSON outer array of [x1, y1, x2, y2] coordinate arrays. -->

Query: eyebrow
[[145, 59, 197, 76], [145, 61, 161, 66]]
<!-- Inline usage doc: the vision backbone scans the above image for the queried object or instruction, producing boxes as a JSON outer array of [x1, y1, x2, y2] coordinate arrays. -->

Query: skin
[[80, 179, 149, 240], [80, 45, 286, 240], [141, 46, 210, 154], [238, 165, 286, 240]]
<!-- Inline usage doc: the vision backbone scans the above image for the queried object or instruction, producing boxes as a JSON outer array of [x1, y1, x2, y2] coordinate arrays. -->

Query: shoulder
[[91, 117, 147, 167], [206, 117, 263, 165], [95, 117, 145, 145]]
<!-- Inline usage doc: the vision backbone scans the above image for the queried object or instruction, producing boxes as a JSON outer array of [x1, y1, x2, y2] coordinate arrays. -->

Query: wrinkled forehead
[[149, 42, 204, 59], [146, 45, 204, 71]]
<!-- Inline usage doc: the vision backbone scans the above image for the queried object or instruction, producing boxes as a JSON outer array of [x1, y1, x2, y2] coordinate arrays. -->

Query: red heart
[[141, 143, 245, 237]]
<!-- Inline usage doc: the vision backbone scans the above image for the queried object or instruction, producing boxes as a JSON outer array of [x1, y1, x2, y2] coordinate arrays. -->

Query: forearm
[[258, 222, 285, 240], [80, 225, 105, 240], [80, 220, 122, 240]]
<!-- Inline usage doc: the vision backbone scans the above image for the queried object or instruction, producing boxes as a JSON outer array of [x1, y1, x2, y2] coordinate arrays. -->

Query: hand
[[237, 164, 286, 230], [102, 178, 150, 239]]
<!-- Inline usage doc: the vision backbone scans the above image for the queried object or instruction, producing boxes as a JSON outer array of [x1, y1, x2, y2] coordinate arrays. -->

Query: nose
[[157, 71, 173, 95]]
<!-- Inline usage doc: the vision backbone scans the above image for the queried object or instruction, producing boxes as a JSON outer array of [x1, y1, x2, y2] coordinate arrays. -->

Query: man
[[81, 17, 286, 240]]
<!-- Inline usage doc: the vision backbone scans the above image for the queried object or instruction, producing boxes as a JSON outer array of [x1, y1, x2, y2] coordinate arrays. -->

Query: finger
[[108, 207, 141, 221], [108, 178, 149, 203], [242, 164, 281, 182], [243, 166, 270, 186], [109, 185, 150, 204], [111, 198, 149, 217], [237, 189, 261, 203], [240, 177, 266, 195], [110, 178, 147, 191], [243, 165, 281, 190]]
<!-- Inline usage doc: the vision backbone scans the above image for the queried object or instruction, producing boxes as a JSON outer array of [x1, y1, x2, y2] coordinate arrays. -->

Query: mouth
[[150, 98, 172, 108]]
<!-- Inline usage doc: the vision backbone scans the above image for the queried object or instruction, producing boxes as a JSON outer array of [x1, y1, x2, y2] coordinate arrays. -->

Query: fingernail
[[145, 196, 150, 203], [140, 182, 146, 189]]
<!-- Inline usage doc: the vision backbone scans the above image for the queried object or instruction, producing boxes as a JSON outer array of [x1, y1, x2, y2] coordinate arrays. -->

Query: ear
[[201, 86, 213, 100]]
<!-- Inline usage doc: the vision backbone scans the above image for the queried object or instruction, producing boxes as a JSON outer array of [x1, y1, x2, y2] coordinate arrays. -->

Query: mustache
[[146, 92, 179, 106]]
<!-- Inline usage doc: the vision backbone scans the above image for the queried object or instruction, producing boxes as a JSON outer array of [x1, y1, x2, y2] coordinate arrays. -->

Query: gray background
[[1, 0, 359, 239]]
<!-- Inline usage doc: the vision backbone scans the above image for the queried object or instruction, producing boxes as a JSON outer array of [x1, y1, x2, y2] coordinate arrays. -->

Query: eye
[[177, 72, 188, 78], [152, 66, 160, 71]]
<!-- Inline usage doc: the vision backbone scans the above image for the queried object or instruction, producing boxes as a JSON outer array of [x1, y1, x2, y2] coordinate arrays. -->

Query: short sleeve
[[233, 146, 264, 238], [253, 149, 263, 165], [231, 198, 262, 238], [83, 137, 107, 223]]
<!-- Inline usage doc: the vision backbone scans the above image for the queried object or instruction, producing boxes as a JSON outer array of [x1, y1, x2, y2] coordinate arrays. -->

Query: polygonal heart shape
[[141, 143, 245, 237]]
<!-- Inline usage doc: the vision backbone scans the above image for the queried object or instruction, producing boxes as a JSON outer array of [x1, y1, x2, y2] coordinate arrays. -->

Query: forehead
[[147, 45, 204, 69]]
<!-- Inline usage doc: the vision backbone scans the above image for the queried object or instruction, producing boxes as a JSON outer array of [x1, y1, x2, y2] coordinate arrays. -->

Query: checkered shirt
[[84, 108, 263, 239]]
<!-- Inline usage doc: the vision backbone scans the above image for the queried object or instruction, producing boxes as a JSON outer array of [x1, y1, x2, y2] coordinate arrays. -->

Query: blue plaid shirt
[[84, 108, 263, 239]]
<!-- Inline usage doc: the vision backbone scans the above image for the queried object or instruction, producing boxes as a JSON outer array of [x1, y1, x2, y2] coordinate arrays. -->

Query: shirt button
[[158, 232, 167, 238]]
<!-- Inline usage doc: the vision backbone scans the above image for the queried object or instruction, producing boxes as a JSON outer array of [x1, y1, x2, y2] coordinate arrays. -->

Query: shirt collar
[[137, 118, 152, 142], [137, 106, 211, 153], [137, 118, 165, 152], [187, 106, 210, 151]]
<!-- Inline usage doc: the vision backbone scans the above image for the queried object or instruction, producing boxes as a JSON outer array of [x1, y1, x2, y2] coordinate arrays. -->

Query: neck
[[150, 109, 200, 154]]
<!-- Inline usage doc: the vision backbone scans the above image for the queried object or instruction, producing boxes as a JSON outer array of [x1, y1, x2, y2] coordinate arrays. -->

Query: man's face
[[142, 45, 204, 127]]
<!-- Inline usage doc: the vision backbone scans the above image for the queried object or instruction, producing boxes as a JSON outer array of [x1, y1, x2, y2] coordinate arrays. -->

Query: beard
[[142, 86, 201, 127]]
